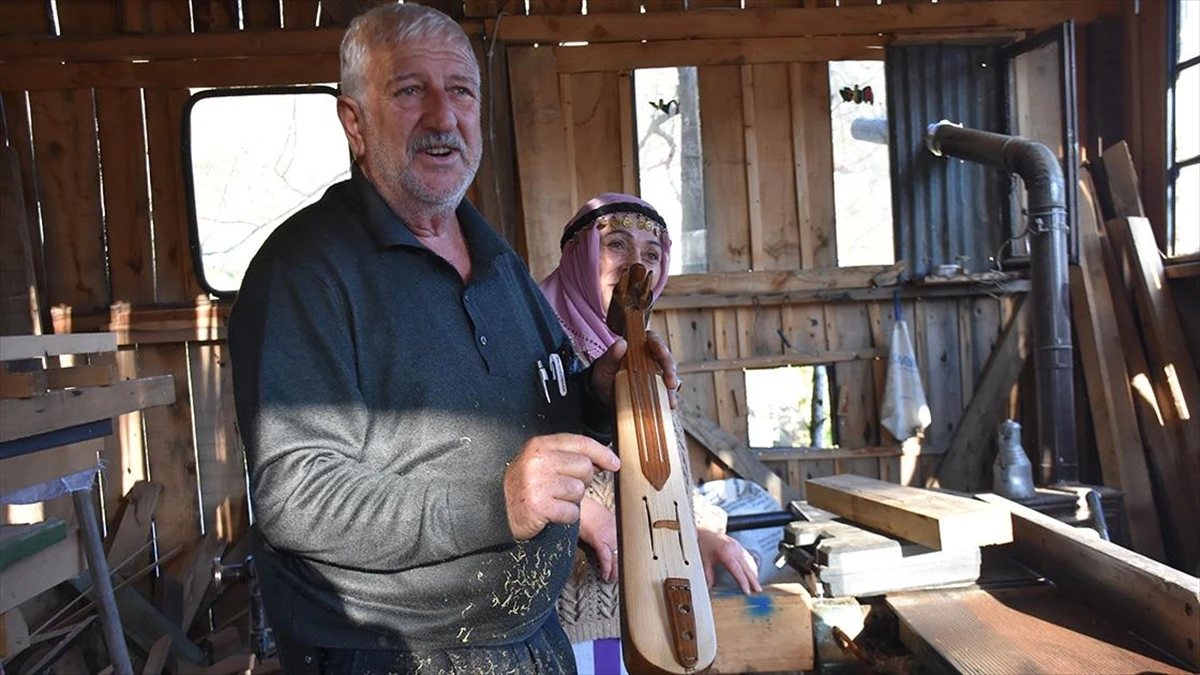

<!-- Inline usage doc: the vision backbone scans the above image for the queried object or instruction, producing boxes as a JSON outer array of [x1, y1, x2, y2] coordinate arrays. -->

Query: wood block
[[0, 375, 175, 443], [806, 474, 1013, 550], [710, 583, 814, 674], [0, 437, 101, 496], [977, 493, 1200, 671], [0, 333, 117, 362], [0, 527, 85, 614]]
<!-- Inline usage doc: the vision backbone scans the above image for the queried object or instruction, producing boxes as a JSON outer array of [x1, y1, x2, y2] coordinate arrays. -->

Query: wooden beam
[[0, 438, 101, 496], [1070, 177, 1164, 560], [680, 405, 800, 505], [934, 296, 1028, 490], [1107, 217, 1200, 466], [552, 35, 884, 73], [0, 28, 348, 63], [0, 530, 85, 614], [662, 263, 903, 297], [757, 445, 902, 462], [0, 375, 175, 443], [806, 474, 1014, 551], [655, 278, 1031, 311], [678, 347, 885, 374], [487, 2, 1122, 43], [711, 583, 814, 673], [976, 493, 1200, 671], [0, 56, 342, 92], [0, 333, 117, 362]]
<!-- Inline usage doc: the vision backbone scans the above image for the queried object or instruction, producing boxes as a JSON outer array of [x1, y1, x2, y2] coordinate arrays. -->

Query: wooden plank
[[679, 347, 885, 374], [145, 87, 203, 303], [0, 144, 41, 338], [0, 519, 66, 570], [918, 300, 962, 455], [137, 344, 201, 563], [827, 304, 879, 477], [527, 0, 582, 13], [663, 263, 903, 296], [45, 363, 116, 389], [758, 446, 902, 462], [806, 474, 1013, 550], [0, 56, 342, 90], [750, 63, 800, 271], [0, 370, 43, 398], [0, 438, 100, 496], [178, 532, 226, 631], [508, 45, 574, 282], [890, 586, 1192, 675], [789, 62, 837, 268], [1101, 141, 1146, 219], [934, 297, 1029, 492], [698, 64, 750, 272], [712, 309, 747, 446], [282, 0, 320, 28], [976, 493, 1200, 670], [681, 405, 799, 505], [0, 92, 46, 312], [1070, 179, 1164, 560], [242, 0, 281, 29], [564, 71, 622, 206], [617, 70, 636, 195], [95, 87, 155, 306], [553, 35, 884, 73], [0, 375, 175, 443], [487, 2, 1123, 42], [0, 608, 30, 660], [103, 480, 162, 569], [192, 0, 239, 32], [0, 529, 84, 614], [0, 1, 53, 38], [0, 333, 117, 362], [190, 342, 246, 542], [27, 88, 109, 312], [469, 39, 522, 252], [1107, 216, 1200, 463], [741, 64, 765, 270], [710, 583, 815, 673]]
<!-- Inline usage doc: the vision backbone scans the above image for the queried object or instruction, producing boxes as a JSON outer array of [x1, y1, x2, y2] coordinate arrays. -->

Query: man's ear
[[337, 95, 367, 160]]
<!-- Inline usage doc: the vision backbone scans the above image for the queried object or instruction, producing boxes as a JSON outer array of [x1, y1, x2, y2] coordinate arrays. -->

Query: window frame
[[1168, 0, 1199, 257]]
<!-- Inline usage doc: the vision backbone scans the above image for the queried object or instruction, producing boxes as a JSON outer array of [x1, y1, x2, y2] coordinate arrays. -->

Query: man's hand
[[698, 528, 762, 595], [504, 434, 620, 541], [579, 496, 620, 583], [590, 330, 682, 409]]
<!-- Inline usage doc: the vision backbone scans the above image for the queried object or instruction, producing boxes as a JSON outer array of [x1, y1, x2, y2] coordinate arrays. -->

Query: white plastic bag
[[879, 320, 931, 442]]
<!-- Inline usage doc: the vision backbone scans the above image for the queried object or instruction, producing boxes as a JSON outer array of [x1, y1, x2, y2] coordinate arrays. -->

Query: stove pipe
[[924, 121, 1077, 485]]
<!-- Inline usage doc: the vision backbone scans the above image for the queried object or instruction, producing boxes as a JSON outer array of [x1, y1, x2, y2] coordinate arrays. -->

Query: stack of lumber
[[1070, 142, 1200, 573], [0, 333, 261, 674]]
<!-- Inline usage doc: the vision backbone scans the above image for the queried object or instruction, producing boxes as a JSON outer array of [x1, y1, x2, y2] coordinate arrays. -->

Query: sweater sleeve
[[229, 259, 514, 572]]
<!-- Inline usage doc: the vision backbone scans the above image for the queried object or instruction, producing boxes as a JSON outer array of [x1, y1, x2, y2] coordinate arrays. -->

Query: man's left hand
[[590, 330, 682, 409]]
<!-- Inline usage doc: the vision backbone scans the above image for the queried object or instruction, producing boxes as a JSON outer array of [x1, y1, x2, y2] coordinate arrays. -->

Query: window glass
[[829, 61, 894, 266], [184, 87, 349, 295], [1174, 163, 1199, 255], [1176, 64, 1199, 162]]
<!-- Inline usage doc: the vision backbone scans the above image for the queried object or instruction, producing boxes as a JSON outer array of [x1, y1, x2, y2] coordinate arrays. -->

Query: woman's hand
[[578, 495, 620, 583], [590, 330, 682, 409], [697, 528, 762, 595]]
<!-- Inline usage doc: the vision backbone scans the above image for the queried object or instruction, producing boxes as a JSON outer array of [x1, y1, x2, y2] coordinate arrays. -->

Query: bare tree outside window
[[635, 67, 706, 275], [186, 88, 350, 294]]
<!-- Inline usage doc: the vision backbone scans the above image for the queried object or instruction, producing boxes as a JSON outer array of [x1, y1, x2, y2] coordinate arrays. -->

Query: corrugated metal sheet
[[887, 44, 1007, 278]]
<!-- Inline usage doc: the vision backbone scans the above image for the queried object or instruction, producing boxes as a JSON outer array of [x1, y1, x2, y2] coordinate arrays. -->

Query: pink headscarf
[[540, 193, 672, 362]]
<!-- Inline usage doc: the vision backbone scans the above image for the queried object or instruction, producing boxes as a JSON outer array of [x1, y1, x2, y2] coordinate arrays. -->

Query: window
[[746, 366, 833, 449], [635, 66, 706, 275], [829, 60, 894, 267], [183, 86, 350, 296], [1170, 0, 1200, 256]]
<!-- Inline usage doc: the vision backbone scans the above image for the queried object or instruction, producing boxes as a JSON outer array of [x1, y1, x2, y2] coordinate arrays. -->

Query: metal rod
[[925, 121, 1078, 485], [72, 487, 134, 675], [725, 511, 794, 532]]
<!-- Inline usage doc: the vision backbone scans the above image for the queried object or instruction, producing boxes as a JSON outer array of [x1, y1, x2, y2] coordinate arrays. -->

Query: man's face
[[343, 38, 483, 210]]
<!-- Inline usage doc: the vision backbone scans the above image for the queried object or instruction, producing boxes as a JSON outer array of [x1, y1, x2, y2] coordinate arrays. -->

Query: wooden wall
[[0, 0, 1125, 557]]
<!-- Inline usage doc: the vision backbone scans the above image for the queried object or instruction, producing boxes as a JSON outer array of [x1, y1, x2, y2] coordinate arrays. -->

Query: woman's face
[[598, 225, 665, 313]]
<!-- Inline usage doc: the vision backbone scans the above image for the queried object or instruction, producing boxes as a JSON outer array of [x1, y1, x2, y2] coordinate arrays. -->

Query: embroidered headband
[[559, 202, 669, 250]]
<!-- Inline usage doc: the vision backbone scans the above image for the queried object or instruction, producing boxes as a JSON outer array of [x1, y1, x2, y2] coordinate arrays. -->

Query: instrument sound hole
[[643, 496, 659, 560], [674, 501, 689, 565]]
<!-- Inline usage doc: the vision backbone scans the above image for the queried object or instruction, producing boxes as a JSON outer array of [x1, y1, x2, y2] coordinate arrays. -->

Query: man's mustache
[[410, 132, 466, 156]]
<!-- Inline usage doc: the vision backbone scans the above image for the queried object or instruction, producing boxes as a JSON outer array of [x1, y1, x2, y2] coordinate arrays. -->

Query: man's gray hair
[[339, 3, 478, 102]]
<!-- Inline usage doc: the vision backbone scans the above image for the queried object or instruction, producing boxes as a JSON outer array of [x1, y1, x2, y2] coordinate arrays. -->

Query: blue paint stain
[[743, 594, 773, 618]]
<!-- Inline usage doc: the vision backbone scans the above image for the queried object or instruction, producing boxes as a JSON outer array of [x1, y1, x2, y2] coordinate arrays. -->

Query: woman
[[540, 193, 761, 674]]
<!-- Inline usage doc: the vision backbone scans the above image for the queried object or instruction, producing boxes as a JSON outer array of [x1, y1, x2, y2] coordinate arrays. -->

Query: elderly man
[[227, 4, 679, 674]]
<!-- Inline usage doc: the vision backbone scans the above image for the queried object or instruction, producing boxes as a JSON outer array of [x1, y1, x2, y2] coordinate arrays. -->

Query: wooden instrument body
[[615, 370, 717, 674], [610, 263, 716, 674]]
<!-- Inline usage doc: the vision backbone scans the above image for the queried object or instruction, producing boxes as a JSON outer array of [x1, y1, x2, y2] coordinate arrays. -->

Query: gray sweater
[[228, 168, 608, 651]]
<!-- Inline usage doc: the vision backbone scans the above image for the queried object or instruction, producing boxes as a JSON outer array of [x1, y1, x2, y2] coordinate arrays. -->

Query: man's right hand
[[504, 434, 620, 541]]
